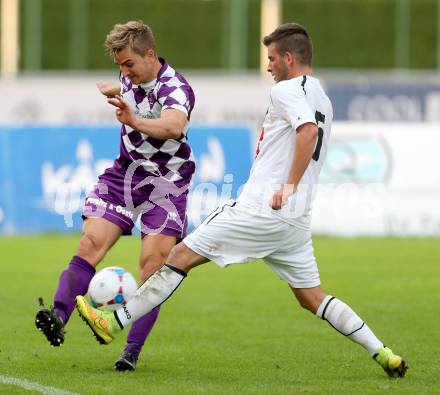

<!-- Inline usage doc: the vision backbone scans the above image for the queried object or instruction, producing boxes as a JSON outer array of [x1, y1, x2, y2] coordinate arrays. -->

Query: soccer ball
[[88, 266, 137, 311]]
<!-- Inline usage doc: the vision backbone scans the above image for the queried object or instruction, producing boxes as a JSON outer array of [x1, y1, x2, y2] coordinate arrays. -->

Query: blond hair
[[105, 20, 156, 58]]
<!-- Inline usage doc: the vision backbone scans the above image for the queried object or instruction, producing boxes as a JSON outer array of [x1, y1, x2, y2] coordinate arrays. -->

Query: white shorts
[[183, 202, 320, 288]]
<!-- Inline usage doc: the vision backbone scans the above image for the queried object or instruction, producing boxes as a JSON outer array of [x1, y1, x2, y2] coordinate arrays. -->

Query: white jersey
[[238, 75, 333, 230]]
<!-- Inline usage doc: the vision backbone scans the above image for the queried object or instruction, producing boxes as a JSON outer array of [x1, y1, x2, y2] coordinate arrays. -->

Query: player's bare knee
[[76, 233, 105, 265], [139, 254, 164, 281], [139, 253, 163, 269]]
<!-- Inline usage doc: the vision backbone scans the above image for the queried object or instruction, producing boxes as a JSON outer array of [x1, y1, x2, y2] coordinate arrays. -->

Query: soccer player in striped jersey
[[76, 23, 407, 378], [35, 21, 196, 372]]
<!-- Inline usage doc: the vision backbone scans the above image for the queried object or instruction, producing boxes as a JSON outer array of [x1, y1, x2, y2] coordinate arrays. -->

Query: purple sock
[[124, 306, 161, 357], [53, 255, 95, 325]]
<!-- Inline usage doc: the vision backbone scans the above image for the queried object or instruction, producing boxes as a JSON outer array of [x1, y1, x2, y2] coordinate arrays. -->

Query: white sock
[[316, 295, 383, 356], [115, 264, 186, 327]]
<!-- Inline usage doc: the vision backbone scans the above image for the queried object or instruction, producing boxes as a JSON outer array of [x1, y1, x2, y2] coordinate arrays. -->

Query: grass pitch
[[0, 235, 439, 394]]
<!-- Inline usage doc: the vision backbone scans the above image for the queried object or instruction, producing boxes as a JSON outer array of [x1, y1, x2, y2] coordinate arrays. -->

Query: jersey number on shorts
[[312, 110, 325, 161]]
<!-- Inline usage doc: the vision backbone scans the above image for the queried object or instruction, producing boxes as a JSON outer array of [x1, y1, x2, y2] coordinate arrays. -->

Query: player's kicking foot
[[114, 351, 138, 372], [75, 295, 121, 344], [35, 298, 65, 347], [374, 346, 408, 378]]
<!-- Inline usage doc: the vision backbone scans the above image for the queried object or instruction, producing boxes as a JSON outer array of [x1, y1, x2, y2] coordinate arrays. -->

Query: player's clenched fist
[[97, 82, 120, 98], [270, 184, 296, 210]]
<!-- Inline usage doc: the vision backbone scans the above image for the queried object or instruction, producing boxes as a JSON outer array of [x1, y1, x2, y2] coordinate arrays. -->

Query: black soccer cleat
[[114, 351, 138, 372], [35, 298, 65, 347]]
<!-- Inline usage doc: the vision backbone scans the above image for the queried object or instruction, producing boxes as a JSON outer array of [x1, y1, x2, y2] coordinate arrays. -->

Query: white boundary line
[[0, 375, 81, 395]]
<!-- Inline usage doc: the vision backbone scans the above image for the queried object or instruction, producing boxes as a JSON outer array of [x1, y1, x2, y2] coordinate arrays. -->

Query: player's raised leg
[[35, 217, 122, 346], [291, 286, 408, 378], [114, 234, 177, 371], [76, 242, 207, 344]]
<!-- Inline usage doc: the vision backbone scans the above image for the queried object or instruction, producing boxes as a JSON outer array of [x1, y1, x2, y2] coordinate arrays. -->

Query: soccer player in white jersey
[[76, 23, 407, 378], [35, 21, 196, 372]]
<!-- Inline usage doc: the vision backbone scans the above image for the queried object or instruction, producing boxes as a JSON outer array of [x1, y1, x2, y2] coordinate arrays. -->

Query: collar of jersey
[[138, 79, 156, 90]]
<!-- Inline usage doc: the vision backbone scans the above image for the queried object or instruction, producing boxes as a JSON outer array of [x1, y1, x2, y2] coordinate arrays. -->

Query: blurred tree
[[17, 0, 440, 71]]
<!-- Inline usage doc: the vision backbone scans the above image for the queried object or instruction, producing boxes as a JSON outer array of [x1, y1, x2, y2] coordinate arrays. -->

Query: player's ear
[[284, 51, 294, 66], [145, 48, 156, 59]]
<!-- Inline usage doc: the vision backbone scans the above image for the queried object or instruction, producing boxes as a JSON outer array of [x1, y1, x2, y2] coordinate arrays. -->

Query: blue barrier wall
[[0, 126, 253, 234], [327, 82, 440, 122]]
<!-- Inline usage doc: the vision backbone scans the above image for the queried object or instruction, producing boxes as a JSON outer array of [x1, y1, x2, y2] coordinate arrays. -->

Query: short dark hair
[[263, 23, 312, 66], [105, 20, 156, 58]]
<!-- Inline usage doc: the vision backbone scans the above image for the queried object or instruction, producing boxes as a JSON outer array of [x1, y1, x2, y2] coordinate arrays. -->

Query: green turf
[[0, 235, 439, 394]]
